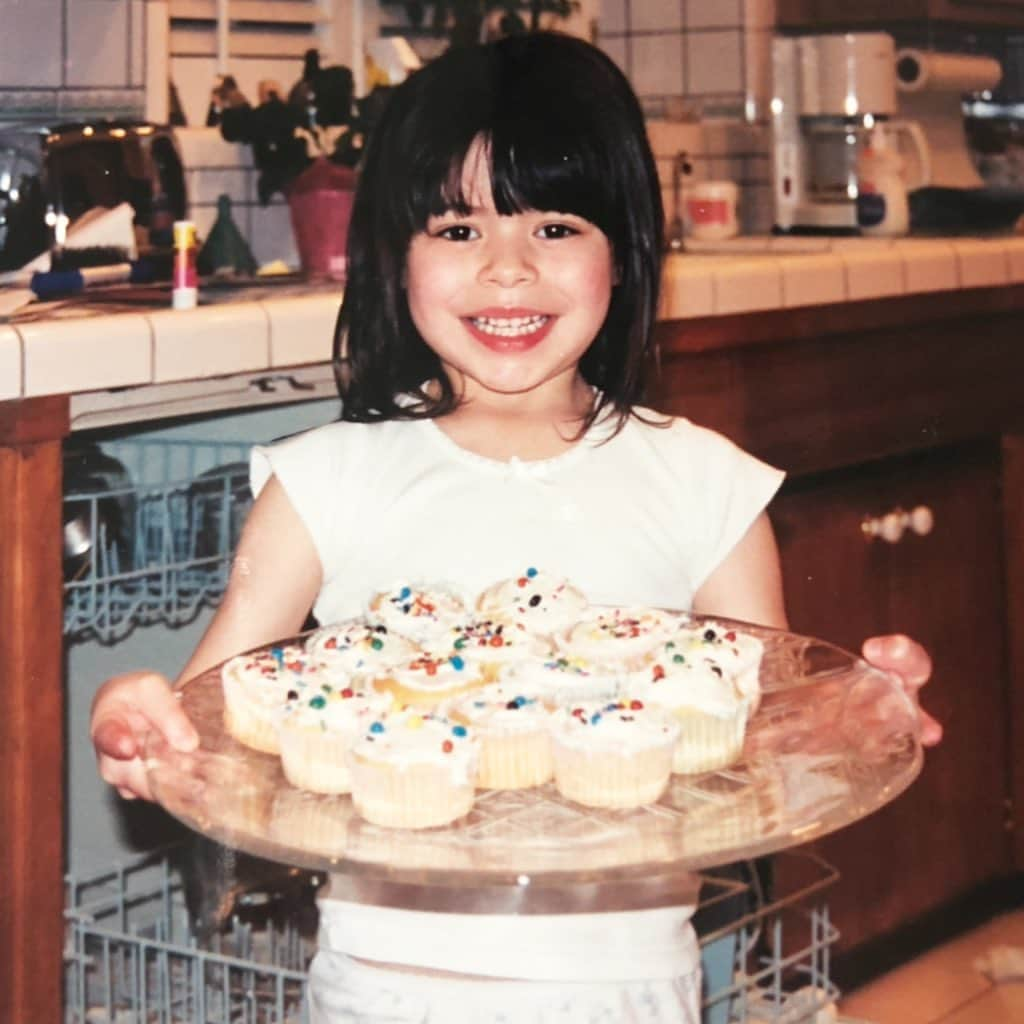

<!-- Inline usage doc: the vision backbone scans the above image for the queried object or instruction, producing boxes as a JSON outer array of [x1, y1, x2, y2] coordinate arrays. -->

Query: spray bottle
[[856, 124, 910, 238]]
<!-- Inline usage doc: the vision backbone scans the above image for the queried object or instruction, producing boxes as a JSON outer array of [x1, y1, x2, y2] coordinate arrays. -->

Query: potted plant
[[400, 1, 580, 47], [217, 51, 392, 278]]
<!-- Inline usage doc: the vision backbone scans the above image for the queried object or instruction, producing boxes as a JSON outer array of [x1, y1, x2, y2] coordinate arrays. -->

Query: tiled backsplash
[[598, 0, 775, 122], [601, 0, 776, 235]]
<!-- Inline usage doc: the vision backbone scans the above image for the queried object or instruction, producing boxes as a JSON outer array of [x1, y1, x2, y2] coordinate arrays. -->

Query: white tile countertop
[[2, 236, 1024, 423], [659, 234, 1024, 319]]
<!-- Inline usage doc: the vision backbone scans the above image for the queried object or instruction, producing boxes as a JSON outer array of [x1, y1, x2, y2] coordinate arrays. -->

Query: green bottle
[[197, 194, 258, 278]]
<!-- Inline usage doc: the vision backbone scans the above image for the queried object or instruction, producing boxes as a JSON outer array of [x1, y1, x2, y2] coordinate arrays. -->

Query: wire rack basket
[[64, 849, 314, 1024], [64, 847, 843, 1024], [63, 439, 254, 644], [699, 856, 841, 1024]]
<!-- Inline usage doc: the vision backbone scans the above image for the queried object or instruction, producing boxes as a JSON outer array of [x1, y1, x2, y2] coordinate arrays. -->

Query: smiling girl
[[91, 32, 938, 1023]]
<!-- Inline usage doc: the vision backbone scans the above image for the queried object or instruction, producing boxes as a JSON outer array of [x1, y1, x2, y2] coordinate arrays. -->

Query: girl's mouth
[[464, 313, 553, 351]]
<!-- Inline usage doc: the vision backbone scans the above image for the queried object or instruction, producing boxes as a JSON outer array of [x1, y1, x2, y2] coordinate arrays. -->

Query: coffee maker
[[771, 32, 929, 233]]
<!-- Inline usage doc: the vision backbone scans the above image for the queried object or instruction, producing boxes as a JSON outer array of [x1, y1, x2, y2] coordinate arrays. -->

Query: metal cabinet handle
[[861, 505, 934, 544]]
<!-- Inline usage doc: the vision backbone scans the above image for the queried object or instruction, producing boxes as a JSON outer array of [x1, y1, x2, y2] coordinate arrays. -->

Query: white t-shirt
[[251, 408, 783, 626], [250, 407, 784, 984]]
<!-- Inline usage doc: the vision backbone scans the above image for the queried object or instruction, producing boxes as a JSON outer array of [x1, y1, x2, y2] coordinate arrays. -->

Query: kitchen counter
[[1, 235, 1023, 422], [2, 236, 1024, 1021]]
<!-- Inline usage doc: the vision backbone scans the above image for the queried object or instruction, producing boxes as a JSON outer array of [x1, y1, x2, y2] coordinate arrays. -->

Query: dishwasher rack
[[64, 847, 843, 1024], [63, 438, 254, 644]]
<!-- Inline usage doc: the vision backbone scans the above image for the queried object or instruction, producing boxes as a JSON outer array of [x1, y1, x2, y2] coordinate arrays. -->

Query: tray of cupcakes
[[145, 569, 923, 884]]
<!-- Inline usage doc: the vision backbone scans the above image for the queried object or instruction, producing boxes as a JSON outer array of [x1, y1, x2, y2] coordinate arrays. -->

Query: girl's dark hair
[[334, 31, 664, 433]]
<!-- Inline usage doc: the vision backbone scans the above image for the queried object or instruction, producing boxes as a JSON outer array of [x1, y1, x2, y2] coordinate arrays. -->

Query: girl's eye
[[537, 223, 579, 240], [436, 224, 478, 242]]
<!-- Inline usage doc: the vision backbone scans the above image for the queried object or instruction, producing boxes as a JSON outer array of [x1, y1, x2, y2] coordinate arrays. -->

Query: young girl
[[92, 32, 939, 1023]]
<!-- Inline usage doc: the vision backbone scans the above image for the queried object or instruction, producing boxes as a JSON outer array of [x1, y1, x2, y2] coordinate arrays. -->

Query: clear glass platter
[[146, 617, 922, 889]]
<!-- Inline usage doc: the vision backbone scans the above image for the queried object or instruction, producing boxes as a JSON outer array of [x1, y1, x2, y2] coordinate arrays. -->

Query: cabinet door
[[770, 444, 1012, 957]]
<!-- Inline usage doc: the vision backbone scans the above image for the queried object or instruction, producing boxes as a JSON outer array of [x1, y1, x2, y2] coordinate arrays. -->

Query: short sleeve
[[250, 422, 354, 586], [675, 421, 785, 593]]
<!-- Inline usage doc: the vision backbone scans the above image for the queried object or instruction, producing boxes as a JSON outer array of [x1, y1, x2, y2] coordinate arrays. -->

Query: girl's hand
[[862, 634, 943, 747], [90, 672, 199, 801]]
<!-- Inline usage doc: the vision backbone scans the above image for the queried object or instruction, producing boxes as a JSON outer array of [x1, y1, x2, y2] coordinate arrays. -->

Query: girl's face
[[404, 146, 615, 408]]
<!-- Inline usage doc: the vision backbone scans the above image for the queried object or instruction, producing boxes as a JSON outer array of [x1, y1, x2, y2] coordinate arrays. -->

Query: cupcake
[[347, 709, 480, 829], [277, 679, 392, 794], [432, 616, 551, 678], [221, 643, 323, 755], [476, 567, 588, 637], [668, 621, 765, 712], [446, 682, 553, 790], [549, 700, 680, 808], [557, 606, 684, 667], [371, 650, 485, 709], [305, 617, 417, 676], [499, 651, 621, 708], [625, 643, 749, 775], [367, 581, 467, 644]]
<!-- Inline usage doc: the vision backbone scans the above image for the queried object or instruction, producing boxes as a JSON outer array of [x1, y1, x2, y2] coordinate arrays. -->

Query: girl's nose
[[478, 239, 537, 287]]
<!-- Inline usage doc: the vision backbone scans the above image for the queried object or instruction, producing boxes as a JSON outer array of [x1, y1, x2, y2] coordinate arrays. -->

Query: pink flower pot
[[287, 159, 357, 281]]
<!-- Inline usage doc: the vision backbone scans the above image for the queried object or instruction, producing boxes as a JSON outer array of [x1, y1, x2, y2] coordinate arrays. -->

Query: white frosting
[[660, 622, 764, 704], [558, 606, 685, 665], [349, 709, 480, 783], [305, 617, 416, 674], [382, 650, 480, 696], [447, 681, 550, 735], [476, 568, 589, 635], [550, 701, 680, 753], [221, 644, 321, 710], [428, 617, 552, 665], [279, 681, 392, 735], [367, 581, 468, 642], [624, 654, 744, 719], [500, 653, 621, 705]]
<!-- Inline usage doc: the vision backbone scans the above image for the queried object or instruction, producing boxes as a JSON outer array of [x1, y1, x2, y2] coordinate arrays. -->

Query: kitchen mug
[[684, 180, 739, 241]]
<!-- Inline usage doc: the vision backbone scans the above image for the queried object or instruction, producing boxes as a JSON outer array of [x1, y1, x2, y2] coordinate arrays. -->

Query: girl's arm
[[177, 475, 323, 682], [694, 512, 941, 746], [692, 512, 788, 630], [90, 476, 322, 799]]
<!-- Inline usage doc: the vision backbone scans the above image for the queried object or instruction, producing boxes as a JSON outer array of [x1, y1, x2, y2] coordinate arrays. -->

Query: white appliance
[[771, 33, 929, 234]]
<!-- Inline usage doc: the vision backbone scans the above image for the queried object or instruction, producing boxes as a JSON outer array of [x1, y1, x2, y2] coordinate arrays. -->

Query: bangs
[[396, 50, 623, 238], [400, 135, 621, 245]]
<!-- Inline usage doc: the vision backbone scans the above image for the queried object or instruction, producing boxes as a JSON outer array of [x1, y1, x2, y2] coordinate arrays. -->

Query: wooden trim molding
[[1004, 433, 1024, 870], [0, 394, 70, 447], [0, 394, 70, 1024], [656, 285, 1024, 358]]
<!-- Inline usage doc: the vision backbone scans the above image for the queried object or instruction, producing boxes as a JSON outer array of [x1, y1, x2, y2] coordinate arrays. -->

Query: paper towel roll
[[893, 50, 999, 189], [895, 49, 1002, 94]]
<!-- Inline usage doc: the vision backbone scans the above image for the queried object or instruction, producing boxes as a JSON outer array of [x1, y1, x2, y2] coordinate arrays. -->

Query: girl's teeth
[[471, 315, 549, 337]]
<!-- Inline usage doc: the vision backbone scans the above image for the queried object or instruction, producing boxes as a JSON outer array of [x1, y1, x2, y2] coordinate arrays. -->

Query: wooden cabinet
[[770, 443, 1014, 977], [778, 0, 1024, 27], [652, 284, 1024, 985]]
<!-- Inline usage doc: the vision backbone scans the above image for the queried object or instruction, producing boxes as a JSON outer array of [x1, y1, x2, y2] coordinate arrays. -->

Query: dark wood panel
[[1004, 434, 1024, 870], [0, 396, 69, 1024], [772, 445, 1013, 955], [655, 286, 1024, 356], [651, 309, 1024, 477], [778, 0, 1024, 26]]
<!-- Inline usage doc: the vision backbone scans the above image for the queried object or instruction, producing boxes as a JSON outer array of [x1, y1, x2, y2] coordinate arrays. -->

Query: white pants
[[307, 951, 703, 1024]]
